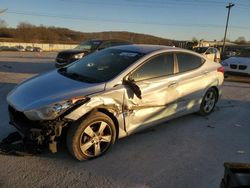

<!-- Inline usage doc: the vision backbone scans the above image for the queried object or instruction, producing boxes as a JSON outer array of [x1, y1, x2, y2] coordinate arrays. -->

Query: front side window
[[176, 53, 204, 73], [130, 53, 174, 82], [59, 49, 144, 83]]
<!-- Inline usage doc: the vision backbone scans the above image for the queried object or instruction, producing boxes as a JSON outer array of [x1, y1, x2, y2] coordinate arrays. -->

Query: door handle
[[168, 82, 177, 88]]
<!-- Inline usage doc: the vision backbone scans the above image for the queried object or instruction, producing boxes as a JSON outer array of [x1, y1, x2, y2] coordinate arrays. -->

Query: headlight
[[24, 96, 87, 120], [72, 53, 85, 59]]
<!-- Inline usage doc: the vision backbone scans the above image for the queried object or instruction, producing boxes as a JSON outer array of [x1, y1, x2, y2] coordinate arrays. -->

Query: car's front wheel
[[199, 88, 218, 116], [67, 112, 116, 160]]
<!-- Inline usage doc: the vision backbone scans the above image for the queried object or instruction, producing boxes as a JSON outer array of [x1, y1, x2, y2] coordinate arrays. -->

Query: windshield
[[74, 40, 101, 50], [194, 47, 208, 53], [58, 49, 144, 83], [237, 49, 250, 58]]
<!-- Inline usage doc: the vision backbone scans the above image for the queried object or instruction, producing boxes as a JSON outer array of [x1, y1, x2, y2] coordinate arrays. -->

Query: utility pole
[[222, 3, 234, 53]]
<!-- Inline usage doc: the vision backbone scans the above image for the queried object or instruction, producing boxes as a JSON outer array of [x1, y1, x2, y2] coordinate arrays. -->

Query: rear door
[[174, 52, 209, 110], [124, 52, 182, 134]]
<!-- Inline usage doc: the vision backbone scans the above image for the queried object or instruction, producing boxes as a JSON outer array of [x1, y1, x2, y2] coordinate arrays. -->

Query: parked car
[[194, 47, 221, 62], [55, 39, 132, 68], [25, 46, 34, 52], [7, 44, 224, 160], [5, 46, 19, 51], [15, 45, 25, 52], [222, 48, 250, 77], [33, 47, 43, 52], [0, 46, 9, 51], [221, 49, 241, 61]]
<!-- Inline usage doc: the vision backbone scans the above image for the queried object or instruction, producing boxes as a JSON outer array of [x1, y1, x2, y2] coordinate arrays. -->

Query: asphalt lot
[[0, 52, 250, 188]]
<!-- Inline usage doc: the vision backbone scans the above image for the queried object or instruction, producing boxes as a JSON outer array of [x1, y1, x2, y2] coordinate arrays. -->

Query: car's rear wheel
[[199, 88, 218, 116], [67, 112, 116, 160]]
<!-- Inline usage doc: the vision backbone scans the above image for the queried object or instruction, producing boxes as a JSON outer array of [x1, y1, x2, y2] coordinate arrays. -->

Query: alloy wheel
[[79, 121, 112, 157], [203, 90, 216, 113]]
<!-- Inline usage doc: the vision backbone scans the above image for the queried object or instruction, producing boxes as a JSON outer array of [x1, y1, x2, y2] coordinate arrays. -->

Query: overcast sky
[[1, 0, 250, 41]]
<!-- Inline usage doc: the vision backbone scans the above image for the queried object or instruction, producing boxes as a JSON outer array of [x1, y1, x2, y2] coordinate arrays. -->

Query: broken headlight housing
[[24, 97, 87, 121]]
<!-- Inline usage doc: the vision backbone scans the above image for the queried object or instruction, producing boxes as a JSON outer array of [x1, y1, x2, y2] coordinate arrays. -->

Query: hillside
[[0, 24, 174, 45]]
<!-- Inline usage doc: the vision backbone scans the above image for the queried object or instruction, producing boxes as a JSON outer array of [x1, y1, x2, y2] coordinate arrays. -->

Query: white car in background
[[222, 48, 250, 77], [194, 47, 221, 63]]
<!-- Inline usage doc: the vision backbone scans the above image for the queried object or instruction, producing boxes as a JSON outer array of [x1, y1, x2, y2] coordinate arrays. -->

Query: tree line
[[0, 20, 248, 46], [0, 21, 174, 45]]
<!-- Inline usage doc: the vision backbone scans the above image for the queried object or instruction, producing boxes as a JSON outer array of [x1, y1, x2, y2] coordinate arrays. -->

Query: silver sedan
[[7, 44, 224, 160]]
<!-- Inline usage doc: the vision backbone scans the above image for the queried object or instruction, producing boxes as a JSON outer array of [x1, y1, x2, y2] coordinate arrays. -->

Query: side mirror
[[123, 76, 142, 99]]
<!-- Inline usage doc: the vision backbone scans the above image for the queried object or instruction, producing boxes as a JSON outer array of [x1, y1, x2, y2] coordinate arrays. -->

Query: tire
[[199, 88, 218, 116], [67, 112, 116, 161]]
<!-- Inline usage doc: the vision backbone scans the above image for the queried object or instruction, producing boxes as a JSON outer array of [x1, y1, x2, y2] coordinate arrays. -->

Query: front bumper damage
[[8, 105, 69, 153]]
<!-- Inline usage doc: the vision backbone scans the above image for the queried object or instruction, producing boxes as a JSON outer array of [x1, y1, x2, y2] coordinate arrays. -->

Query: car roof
[[109, 44, 178, 54]]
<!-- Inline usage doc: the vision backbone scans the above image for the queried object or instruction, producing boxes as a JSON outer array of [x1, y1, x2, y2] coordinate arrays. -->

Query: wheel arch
[[96, 108, 120, 140], [65, 101, 126, 139]]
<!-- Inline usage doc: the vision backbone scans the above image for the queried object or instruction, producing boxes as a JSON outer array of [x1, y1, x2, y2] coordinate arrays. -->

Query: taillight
[[217, 66, 224, 73]]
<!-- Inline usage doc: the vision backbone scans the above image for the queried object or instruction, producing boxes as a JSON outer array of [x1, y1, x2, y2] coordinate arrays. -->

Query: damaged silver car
[[7, 44, 224, 160]]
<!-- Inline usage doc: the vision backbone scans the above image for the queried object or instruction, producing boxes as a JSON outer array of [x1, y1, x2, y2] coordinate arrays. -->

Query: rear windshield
[[59, 49, 144, 83]]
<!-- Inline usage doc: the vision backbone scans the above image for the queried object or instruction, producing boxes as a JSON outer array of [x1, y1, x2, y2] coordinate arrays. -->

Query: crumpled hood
[[7, 70, 105, 111]]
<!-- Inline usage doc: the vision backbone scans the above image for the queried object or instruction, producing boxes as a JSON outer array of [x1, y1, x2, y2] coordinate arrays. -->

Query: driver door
[[123, 53, 183, 134]]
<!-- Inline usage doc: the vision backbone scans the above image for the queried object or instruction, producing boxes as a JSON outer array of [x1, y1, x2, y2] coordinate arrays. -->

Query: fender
[[64, 96, 127, 138]]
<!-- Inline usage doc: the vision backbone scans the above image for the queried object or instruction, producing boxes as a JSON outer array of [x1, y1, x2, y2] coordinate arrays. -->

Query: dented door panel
[[124, 76, 181, 134]]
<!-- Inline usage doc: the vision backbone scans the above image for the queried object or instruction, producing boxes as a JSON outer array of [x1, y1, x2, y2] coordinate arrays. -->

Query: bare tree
[[192, 37, 198, 42], [0, 19, 7, 28], [235, 36, 247, 44], [17, 21, 35, 29]]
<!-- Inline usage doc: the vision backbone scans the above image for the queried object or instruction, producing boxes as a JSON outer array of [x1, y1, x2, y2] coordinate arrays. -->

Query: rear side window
[[131, 53, 174, 81], [176, 53, 204, 73]]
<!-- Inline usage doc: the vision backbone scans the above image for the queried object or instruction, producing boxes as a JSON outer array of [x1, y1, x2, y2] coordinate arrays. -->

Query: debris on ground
[[234, 124, 242, 127], [0, 132, 44, 156], [237, 150, 246, 154]]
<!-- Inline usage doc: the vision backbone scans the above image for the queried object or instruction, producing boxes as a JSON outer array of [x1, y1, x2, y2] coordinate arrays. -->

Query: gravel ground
[[0, 52, 249, 188]]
